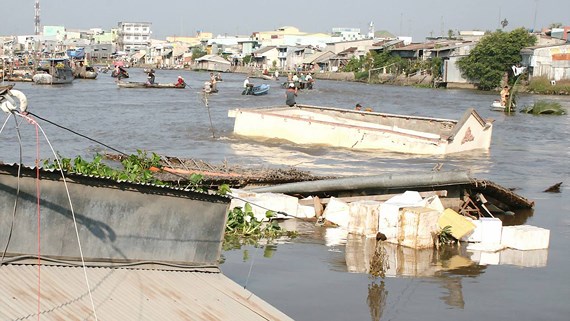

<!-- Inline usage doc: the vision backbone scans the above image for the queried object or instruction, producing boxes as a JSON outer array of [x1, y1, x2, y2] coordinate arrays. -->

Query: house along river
[[1, 69, 569, 321]]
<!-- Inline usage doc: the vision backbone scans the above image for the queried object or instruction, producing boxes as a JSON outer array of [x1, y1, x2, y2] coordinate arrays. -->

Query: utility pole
[[533, 0, 539, 32], [34, 0, 40, 35]]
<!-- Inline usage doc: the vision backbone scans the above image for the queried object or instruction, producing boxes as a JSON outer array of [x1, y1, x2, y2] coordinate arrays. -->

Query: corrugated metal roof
[[0, 263, 293, 321]]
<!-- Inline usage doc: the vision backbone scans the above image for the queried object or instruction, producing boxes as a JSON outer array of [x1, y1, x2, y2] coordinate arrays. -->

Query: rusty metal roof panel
[[0, 264, 293, 321]]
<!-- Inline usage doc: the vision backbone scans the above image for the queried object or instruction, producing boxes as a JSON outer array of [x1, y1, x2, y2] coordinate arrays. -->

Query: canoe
[[252, 84, 270, 95], [228, 104, 493, 155], [117, 81, 186, 89]]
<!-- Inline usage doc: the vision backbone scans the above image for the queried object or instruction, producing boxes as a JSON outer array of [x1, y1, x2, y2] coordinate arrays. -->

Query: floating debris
[[520, 101, 567, 115], [543, 182, 563, 193]]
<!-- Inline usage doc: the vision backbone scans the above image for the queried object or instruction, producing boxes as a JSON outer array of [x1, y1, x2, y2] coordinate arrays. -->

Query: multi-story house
[[117, 22, 151, 52]]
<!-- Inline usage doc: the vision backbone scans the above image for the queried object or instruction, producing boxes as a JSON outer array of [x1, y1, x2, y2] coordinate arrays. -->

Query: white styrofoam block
[[348, 201, 381, 237], [323, 197, 350, 227], [480, 217, 503, 244], [378, 203, 400, 241], [384, 191, 424, 206], [499, 248, 548, 267], [229, 192, 299, 221], [461, 219, 482, 242], [420, 195, 445, 213], [296, 204, 316, 219], [501, 225, 550, 250], [398, 207, 440, 249]]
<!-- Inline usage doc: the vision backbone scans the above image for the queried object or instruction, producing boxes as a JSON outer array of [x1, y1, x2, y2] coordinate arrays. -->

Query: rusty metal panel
[[0, 264, 293, 321]]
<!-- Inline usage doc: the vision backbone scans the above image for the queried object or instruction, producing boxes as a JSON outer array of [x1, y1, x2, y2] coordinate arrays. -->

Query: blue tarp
[[66, 48, 85, 59]]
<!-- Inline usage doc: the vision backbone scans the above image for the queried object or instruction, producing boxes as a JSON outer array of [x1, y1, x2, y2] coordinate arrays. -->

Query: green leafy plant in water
[[436, 225, 456, 246], [224, 203, 297, 251], [520, 100, 567, 115], [42, 150, 165, 185]]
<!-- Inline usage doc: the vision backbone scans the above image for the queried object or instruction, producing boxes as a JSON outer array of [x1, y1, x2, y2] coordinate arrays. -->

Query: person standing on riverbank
[[285, 83, 297, 107]]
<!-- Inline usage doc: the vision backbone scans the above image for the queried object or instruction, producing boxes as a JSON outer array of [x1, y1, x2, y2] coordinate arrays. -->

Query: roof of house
[[253, 46, 277, 55], [0, 261, 293, 321], [195, 54, 231, 64]]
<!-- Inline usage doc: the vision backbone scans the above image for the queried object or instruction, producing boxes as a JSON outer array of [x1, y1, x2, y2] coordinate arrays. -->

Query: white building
[[117, 22, 152, 52], [331, 28, 366, 41]]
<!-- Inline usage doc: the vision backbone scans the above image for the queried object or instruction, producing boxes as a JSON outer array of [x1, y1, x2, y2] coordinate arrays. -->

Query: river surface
[[1, 69, 569, 321]]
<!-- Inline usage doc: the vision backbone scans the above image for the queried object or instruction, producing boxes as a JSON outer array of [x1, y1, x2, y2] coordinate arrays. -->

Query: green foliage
[[242, 54, 253, 65], [191, 47, 207, 60], [342, 57, 364, 72], [527, 77, 570, 95], [457, 28, 536, 90], [436, 225, 456, 245], [520, 100, 567, 115], [43, 150, 165, 185], [224, 203, 297, 250]]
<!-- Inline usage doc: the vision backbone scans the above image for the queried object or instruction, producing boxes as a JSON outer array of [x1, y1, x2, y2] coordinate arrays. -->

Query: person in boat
[[209, 72, 217, 92], [175, 76, 185, 87], [292, 73, 299, 89], [305, 73, 314, 89], [116, 66, 128, 81], [243, 76, 253, 95], [500, 85, 510, 106], [147, 69, 156, 85], [355, 103, 362, 111], [285, 83, 297, 107]]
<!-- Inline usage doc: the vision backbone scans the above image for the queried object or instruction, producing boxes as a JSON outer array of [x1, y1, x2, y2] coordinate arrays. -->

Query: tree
[[457, 28, 536, 90], [191, 47, 207, 60]]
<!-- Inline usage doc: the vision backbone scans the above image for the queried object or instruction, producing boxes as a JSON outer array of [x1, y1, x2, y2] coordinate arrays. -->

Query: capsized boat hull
[[228, 104, 493, 155]]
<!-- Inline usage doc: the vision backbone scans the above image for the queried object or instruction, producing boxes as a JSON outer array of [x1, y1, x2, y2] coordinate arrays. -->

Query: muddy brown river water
[[1, 69, 569, 320]]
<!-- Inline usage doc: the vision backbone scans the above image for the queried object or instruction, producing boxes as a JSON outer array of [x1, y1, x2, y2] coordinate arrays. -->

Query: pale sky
[[2, 0, 568, 41]]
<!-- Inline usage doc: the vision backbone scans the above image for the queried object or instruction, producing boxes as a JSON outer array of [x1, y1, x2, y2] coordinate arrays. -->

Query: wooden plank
[[298, 190, 448, 206]]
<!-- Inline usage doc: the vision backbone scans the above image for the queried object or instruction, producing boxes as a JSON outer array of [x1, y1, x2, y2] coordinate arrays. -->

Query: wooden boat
[[252, 84, 270, 95], [228, 104, 493, 155], [117, 81, 186, 89], [32, 58, 74, 84]]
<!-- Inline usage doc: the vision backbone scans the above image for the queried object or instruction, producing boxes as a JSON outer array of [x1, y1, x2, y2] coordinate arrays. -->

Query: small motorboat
[[490, 100, 515, 112], [251, 84, 270, 96]]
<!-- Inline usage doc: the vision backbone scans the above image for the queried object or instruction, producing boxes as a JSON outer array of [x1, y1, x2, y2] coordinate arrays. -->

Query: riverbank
[[131, 63, 570, 96]]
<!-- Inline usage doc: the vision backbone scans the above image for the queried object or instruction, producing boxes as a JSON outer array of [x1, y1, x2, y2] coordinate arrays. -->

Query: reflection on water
[[367, 281, 388, 321], [324, 229, 549, 312]]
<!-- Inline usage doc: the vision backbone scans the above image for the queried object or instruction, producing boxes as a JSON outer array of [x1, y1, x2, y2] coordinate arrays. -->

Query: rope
[[0, 116, 23, 264], [34, 117, 41, 321], [15, 112, 100, 321], [26, 111, 129, 156], [243, 242, 260, 290]]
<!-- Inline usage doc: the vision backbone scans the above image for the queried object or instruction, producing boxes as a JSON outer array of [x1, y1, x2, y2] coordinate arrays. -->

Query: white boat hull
[[229, 105, 493, 155]]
